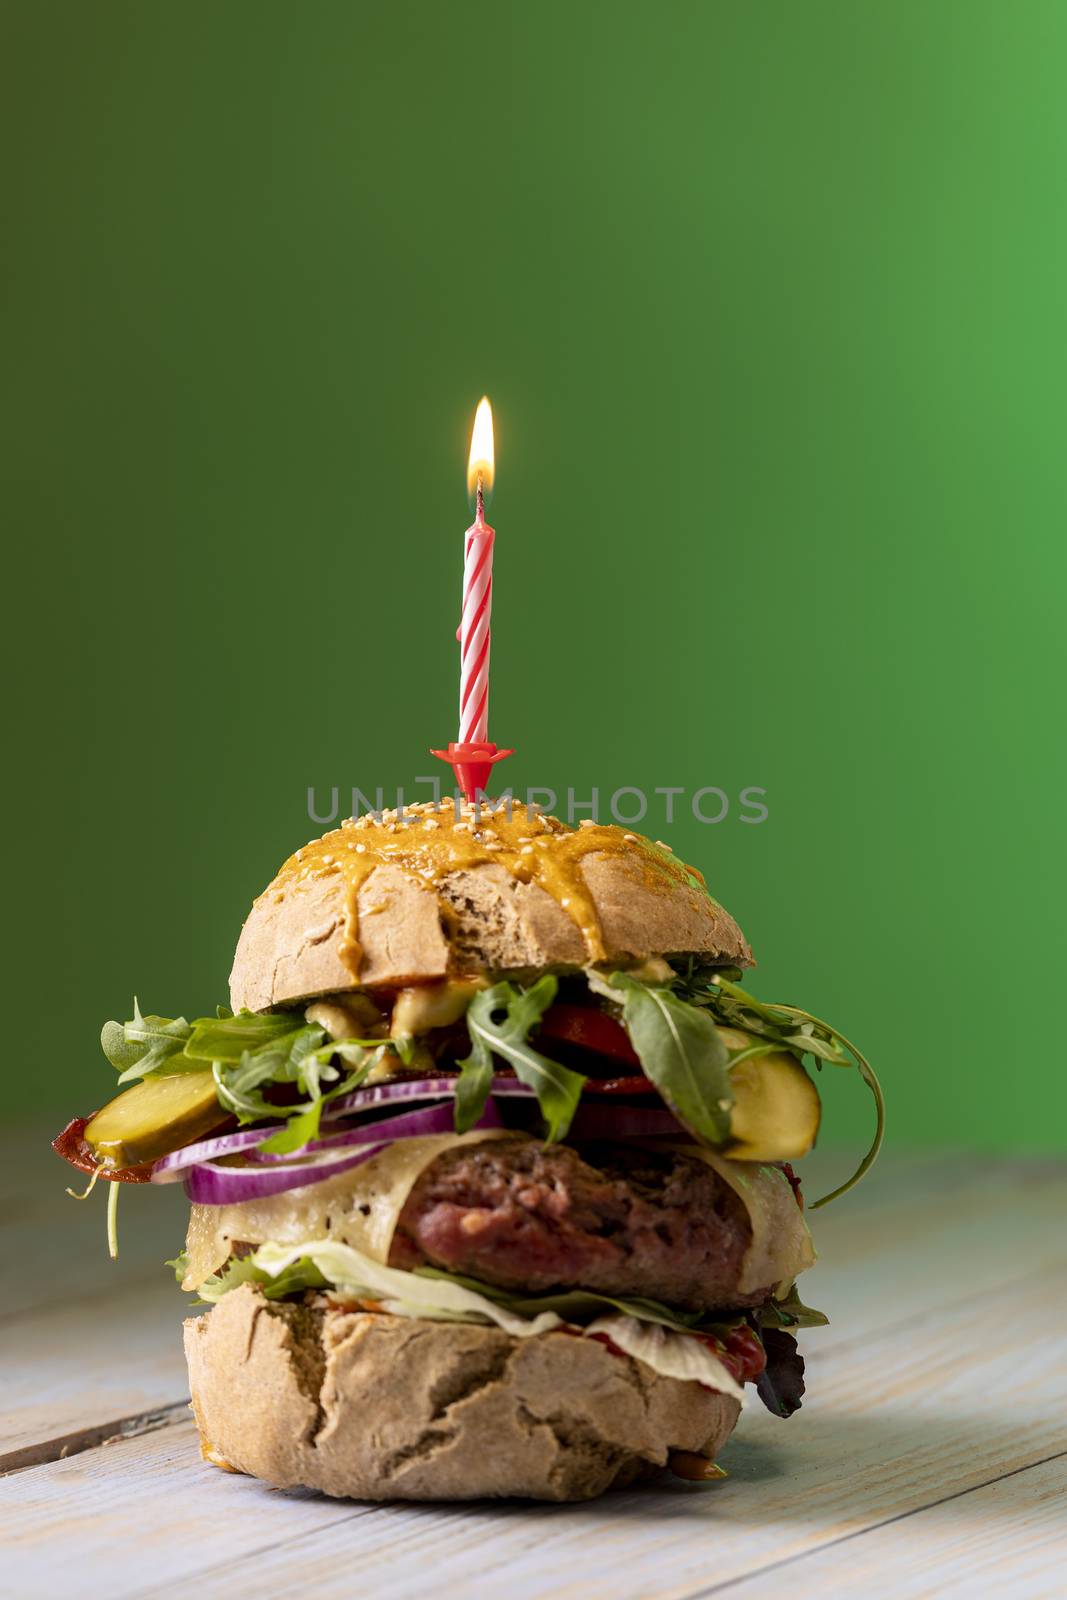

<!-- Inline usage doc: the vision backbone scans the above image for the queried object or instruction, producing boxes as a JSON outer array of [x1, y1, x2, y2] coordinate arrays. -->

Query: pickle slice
[[85, 1072, 226, 1169], [718, 1027, 822, 1161]]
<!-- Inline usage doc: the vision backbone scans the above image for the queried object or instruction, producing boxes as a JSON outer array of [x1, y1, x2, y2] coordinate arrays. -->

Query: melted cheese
[[688, 1148, 816, 1292], [183, 1132, 815, 1304], [181, 1130, 518, 1290]]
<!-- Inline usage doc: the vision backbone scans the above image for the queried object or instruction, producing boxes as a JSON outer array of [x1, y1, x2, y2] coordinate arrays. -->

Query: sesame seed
[[521, 845, 534, 855], [321, 854, 334, 865], [355, 844, 366, 854], [423, 817, 439, 829], [623, 834, 637, 843], [579, 819, 595, 829]]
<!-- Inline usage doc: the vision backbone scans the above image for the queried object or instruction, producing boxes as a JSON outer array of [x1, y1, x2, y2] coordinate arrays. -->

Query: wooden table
[[3, 1135, 1065, 1597]]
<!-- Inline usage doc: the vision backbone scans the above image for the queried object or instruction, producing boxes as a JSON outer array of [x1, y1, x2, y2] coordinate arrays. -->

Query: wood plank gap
[[0, 1398, 190, 1475], [688, 1447, 1067, 1598]]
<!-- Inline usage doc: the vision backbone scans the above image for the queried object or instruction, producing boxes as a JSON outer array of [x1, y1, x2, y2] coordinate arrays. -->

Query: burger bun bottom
[[184, 1284, 740, 1502]]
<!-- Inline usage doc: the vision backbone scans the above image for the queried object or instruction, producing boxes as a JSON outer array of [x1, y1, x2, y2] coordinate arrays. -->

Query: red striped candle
[[460, 397, 495, 745], [432, 397, 513, 799]]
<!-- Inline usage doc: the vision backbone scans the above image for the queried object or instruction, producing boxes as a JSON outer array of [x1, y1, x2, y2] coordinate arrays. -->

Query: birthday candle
[[460, 397, 495, 745]]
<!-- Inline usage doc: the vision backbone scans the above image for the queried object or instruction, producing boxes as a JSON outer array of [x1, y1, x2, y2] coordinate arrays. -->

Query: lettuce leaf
[[228, 1238, 564, 1337], [191, 1243, 827, 1340], [192, 1238, 750, 1397], [586, 1314, 743, 1402]]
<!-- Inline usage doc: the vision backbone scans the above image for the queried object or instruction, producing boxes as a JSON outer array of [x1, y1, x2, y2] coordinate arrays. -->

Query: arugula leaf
[[103, 992, 406, 1150], [755, 1282, 829, 1331], [183, 1012, 305, 1064], [189, 1251, 330, 1306], [211, 1054, 276, 1121], [415, 1267, 713, 1333], [210, 1026, 320, 1120], [415, 1265, 832, 1348], [214, 1028, 380, 1152], [463, 978, 586, 1141], [257, 1102, 325, 1155], [454, 1029, 495, 1134], [103, 1002, 196, 1085], [610, 974, 733, 1144], [166, 1250, 189, 1285]]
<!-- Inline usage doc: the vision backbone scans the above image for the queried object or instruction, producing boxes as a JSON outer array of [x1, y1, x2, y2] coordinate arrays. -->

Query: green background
[[3, 2, 1064, 1150]]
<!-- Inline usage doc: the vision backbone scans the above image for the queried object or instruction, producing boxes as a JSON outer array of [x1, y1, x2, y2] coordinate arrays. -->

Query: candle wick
[[476, 474, 485, 525]]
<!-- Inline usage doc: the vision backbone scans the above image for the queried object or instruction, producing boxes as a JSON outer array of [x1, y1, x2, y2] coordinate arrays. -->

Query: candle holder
[[431, 740, 515, 802]]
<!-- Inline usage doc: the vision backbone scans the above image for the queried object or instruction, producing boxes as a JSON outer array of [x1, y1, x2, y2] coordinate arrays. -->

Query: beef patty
[[391, 1138, 767, 1312]]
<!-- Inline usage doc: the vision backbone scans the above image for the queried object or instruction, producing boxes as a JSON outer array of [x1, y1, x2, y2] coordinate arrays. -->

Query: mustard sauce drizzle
[[262, 803, 710, 979]]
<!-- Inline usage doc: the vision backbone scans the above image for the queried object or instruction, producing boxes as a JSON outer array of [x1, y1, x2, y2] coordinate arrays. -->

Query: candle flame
[[467, 396, 495, 495]]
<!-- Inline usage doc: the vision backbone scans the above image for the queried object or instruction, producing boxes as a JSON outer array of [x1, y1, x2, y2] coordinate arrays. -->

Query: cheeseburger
[[55, 802, 883, 1502]]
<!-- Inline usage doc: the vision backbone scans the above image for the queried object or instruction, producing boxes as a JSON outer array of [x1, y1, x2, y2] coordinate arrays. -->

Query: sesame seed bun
[[229, 806, 752, 1011]]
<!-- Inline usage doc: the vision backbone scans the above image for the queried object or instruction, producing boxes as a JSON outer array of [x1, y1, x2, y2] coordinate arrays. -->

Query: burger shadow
[[306, 1407, 1040, 1528], [615, 1407, 1044, 1521]]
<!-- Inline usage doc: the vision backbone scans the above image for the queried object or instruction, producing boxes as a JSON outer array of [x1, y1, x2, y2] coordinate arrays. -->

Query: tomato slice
[[537, 1003, 641, 1067]]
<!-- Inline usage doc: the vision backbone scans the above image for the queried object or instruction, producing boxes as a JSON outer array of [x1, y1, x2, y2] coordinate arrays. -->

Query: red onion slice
[[182, 1143, 387, 1205], [323, 1075, 537, 1120], [177, 1100, 506, 1204], [155, 1080, 683, 1201], [153, 1125, 283, 1183], [247, 1099, 503, 1163]]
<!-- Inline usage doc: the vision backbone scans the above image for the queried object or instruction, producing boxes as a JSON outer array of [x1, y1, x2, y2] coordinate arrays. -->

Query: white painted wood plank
[[0, 1129, 190, 1458], [4, 1254, 1064, 1600], [0, 1418, 369, 1584], [0, 1280, 188, 1462], [796, 1154, 1067, 1351], [707, 1452, 1067, 1599]]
